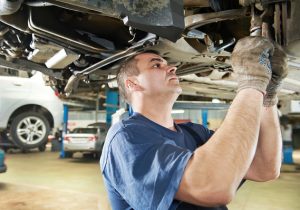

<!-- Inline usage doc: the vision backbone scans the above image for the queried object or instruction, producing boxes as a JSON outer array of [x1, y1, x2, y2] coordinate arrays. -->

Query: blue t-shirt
[[100, 112, 226, 210]]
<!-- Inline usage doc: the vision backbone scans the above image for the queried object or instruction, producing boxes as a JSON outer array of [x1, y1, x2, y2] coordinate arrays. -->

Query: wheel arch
[[7, 104, 54, 129]]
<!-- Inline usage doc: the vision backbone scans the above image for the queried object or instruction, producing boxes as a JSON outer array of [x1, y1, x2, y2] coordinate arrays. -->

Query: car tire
[[94, 152, 101, 160], [38, 144, 47, 152], [64, 151, 73, 158], [21, 149, 29, 153], [10, 111, 50, 150]]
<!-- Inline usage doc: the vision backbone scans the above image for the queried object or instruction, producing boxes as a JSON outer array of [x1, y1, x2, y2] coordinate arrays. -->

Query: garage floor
[[1, 147, 300, 210]]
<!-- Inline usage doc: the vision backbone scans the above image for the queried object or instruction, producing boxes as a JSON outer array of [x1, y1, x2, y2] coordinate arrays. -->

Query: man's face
[[132, 53, 182, 98]]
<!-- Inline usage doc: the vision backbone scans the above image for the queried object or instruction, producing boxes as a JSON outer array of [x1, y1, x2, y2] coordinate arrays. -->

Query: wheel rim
[[16, 116, 46, 145]]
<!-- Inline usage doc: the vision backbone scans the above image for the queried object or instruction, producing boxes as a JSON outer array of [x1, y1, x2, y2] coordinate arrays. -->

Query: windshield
[[71, 128, 97, 134]]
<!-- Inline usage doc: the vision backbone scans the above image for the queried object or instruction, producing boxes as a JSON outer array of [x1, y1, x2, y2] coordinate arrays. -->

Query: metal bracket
[[64, 33, 158, 95]]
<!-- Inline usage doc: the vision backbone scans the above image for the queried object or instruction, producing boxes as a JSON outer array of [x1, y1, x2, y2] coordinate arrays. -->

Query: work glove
[[231, 36, 274, 94], [263, 44, 288, 107]]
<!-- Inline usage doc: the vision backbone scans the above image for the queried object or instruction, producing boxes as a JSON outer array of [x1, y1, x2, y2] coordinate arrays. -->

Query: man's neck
[[133, 98, 175, 130]]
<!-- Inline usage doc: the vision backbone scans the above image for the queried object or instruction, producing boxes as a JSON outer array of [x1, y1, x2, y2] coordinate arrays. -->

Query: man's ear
[[125, 78, 142, 91]]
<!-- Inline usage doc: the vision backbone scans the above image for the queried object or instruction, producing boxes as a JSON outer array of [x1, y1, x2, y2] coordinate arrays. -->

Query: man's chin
[[167, 83, 182, 95], [175, 87, 182, 94]]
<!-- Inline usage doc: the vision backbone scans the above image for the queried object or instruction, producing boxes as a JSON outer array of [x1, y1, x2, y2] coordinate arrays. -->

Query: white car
[[63, 123, 107, 158], [0, 69, 63, 151]]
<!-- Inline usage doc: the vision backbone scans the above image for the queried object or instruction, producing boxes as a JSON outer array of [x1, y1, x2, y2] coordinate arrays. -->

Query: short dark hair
[[116, 50, 160, 103], [117, 55, 139, 103]]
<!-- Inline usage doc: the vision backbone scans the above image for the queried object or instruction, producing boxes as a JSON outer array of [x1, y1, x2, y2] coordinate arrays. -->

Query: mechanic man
[[100, 36, 287, 210]]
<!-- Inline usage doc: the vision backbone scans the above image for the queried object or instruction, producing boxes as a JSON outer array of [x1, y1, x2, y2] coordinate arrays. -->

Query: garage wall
[[172, 109, 227, 131], [67, 109, 228, 132], [68, 111, 106, 130]]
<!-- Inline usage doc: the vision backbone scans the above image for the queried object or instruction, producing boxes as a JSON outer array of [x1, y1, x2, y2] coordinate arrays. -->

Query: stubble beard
[[170, 83, 182, 97], [175, 85, 182, 94]]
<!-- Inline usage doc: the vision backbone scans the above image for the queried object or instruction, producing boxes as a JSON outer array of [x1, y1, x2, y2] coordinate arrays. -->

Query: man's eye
[[153, 63, 161, 68]]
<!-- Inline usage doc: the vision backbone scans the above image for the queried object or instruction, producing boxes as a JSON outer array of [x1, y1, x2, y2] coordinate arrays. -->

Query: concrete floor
[[0, 146, 299, 210]]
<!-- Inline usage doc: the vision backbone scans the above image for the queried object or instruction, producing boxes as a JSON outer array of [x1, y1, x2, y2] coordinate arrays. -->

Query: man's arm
[[174, 37, 275, 207], [175, 89, 263, 207], [245, 106, 282, 181], [245, 44, 288, 181]]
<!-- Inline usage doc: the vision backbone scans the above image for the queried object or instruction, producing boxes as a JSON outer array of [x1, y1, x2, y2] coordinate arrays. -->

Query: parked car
[[0, 148, 7, 173], [0, 0, 299, 101], [63, 123, 107, 158], [0, 69, 63, 151]]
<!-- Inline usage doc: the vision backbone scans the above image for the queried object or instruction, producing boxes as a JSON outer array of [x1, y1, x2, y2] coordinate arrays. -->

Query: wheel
[[83, 153, 94, 158], [95, 141, 104, 158], [21, 149, 29, 153], [94, 151, 102, 160], [38, 144, 46, 152], [10, 111, 50, 150], [64, 151, 73, 158]]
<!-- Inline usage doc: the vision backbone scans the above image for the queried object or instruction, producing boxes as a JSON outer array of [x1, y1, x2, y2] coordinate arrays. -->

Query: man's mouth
[[168, 75, 179, 81]]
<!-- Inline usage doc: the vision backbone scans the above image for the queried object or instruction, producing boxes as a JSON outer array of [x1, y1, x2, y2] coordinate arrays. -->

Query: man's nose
[[167, 65, 177, 73]]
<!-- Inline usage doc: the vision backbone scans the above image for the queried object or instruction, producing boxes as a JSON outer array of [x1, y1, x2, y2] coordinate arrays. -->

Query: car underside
[[0, 0, 299, 103]]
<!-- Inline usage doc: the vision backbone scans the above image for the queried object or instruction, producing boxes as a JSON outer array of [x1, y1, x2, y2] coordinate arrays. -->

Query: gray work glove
[[263, 44, 288, 107], [231, 36, 274, 94]]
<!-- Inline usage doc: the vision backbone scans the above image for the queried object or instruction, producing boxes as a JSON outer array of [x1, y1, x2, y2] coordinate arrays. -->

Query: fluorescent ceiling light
[[172, 109, 185, 114], [212, 98, 221, 103]]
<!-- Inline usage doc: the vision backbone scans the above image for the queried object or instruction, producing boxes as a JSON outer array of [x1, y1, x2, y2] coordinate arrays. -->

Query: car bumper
[[63, 142, 96, 152]]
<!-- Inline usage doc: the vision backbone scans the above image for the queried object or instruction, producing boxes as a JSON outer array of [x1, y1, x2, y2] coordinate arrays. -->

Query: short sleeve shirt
[[100, 112, 226, 210]]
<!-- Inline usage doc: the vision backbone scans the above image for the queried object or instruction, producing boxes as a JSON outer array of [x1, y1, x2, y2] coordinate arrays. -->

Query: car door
[[0, 69, 32, 128]]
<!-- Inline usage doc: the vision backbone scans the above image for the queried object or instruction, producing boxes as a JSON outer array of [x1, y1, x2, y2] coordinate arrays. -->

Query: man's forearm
[[176, 37, 275, 206], [246, 105, 282, 181], [176, 89, 263, 206], [204, 90, 262, 185]]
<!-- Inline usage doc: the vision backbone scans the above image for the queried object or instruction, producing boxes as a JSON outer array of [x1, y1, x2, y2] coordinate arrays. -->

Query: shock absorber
[[250, 4, 272, 39], [250, 4, 262, 36]]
